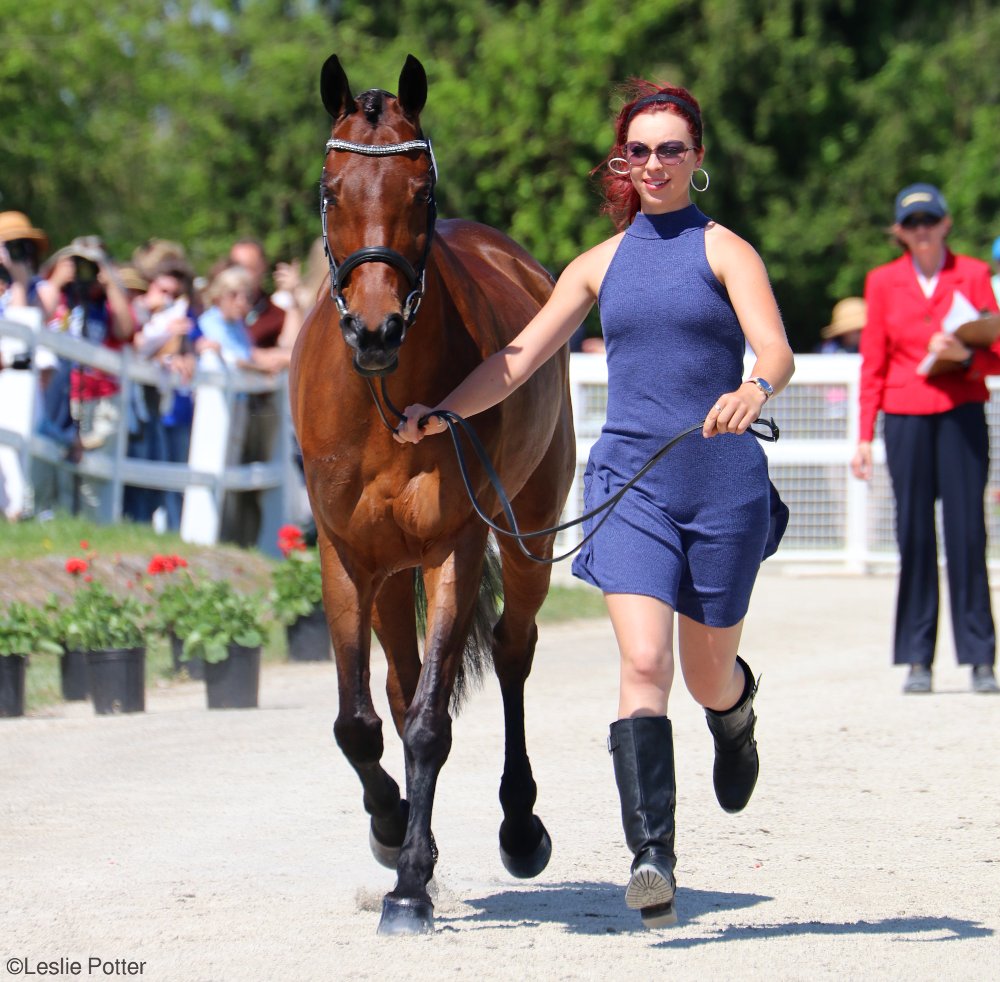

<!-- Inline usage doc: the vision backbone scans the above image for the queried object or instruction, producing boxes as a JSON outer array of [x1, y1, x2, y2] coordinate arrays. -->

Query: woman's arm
[[703, 227, 795, 438], [393, 238, 617, 444]]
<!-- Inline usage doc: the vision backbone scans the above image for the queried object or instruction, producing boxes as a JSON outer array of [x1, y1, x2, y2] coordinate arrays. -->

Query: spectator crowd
[[0, 211, 328, 544]]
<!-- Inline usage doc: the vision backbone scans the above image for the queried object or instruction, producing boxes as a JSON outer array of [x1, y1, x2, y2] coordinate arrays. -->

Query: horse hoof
[[369, 823, 401, 870], [377, 896, 434, 936], [499, 817, 552, 879]]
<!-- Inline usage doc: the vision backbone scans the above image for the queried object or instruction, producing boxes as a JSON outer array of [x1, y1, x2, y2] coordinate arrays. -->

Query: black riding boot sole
[[625, 862, 678, 927]]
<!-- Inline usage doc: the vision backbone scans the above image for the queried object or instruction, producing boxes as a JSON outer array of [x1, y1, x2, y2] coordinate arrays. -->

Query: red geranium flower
[[65, 557, 89, 576], [79, 539, 89, 550]]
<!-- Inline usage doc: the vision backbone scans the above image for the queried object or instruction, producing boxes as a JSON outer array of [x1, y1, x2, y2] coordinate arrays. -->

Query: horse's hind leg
[[320, 538, 408, 872], [493, 535, 555, 879]]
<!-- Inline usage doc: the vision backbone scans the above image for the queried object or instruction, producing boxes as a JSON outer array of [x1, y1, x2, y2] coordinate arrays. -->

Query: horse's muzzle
[[341, 312, 404, 376]]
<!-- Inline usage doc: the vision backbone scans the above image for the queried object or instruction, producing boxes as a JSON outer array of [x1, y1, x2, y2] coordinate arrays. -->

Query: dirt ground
[[1, 569, 997, 981]]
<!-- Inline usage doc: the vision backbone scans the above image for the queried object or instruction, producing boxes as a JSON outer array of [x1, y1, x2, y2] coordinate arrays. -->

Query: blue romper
[[571, 204, 783, 627]]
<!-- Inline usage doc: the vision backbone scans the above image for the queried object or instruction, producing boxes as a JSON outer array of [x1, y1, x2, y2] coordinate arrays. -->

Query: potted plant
[[41, 594, 88, 701], [63, 557, 149, 715], [0, 601, 63, 718], [271, 524, 330, 662], [145, 554, 204, 680], [176, 580, 266, 709]]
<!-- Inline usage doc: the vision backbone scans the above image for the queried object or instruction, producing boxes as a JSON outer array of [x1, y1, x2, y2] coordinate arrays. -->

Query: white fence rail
[[5, 308, 999, 572]]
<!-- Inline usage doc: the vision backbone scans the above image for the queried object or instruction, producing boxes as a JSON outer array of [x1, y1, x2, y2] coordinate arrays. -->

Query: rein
[[367, 376, 780, 565], [321, 136, 439, 330]]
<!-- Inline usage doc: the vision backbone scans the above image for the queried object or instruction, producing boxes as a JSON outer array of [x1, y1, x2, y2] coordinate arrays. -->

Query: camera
[[5, 238, 37, 265], [73, 257, 99, 284]]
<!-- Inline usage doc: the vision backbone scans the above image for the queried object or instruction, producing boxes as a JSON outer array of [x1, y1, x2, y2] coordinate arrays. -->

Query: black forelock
[[358, 88, 392, 124]]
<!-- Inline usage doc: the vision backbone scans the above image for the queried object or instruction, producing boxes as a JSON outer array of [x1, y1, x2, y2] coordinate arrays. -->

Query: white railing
[[4, 310, 999, 572], [0, 311, 301, 555], [564, 352, 1000, 572]]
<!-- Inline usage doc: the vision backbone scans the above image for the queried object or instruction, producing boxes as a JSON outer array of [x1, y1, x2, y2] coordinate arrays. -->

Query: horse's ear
[[321, 54, 356, 119], [397, 54, 427, 119]]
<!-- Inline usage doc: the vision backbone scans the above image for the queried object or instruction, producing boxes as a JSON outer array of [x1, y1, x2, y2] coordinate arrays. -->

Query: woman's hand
[[927, 331, 972, 362], [393, 404, 448, 444], [702, 383, 767, 438], [851, 441, 873, 481]]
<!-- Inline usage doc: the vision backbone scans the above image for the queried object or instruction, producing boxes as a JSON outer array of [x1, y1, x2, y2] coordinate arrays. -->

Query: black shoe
[[609, 716, 678, 928], [972, 665, 999, 694], [902, 665, 932, 694], [704, 656, 759, 813]]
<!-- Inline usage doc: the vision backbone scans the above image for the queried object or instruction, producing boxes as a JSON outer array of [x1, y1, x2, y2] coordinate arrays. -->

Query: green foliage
[[175, 580, 267, 664], [269, 550, 324, 626], [0, 602, 63, 657], [3, 1, 999, 350], [62, 583, 148, 652]]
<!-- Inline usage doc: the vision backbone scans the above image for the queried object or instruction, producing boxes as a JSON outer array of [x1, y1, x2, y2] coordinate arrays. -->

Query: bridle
[[320, 136, 438, 335]]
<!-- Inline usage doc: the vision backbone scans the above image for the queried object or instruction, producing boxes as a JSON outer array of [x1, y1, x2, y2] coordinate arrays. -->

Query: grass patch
[[0, 514, 186, 561], [537, 584, 606, 622]]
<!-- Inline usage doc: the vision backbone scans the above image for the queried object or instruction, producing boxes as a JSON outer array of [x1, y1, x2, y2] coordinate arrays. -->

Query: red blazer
[[858, 250, 1000, 441]]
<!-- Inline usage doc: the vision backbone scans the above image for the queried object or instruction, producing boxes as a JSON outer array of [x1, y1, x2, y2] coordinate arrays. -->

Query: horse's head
[[319, 54, 436, 377]]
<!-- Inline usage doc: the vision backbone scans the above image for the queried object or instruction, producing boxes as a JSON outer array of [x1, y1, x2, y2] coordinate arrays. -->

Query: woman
[[851, 184, 1000, 695], [395, 80, 794, 927]]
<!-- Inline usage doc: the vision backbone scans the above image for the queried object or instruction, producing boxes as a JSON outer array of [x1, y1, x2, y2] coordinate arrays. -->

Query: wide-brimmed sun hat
[[41, 235, 108, 274], [821, 297, 867, 339], [0, 211, 50, 256]]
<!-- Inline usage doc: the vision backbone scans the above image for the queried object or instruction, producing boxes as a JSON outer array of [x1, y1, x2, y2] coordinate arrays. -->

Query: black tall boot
[[609, 715, 677, 928], [704, 656, 759, 814]]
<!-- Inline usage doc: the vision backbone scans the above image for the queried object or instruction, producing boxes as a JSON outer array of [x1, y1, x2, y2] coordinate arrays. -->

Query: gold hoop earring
[[608, 157, 630, 176], [690, 168, 710, 192]]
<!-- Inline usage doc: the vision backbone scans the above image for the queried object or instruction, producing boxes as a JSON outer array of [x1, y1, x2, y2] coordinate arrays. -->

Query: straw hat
[[0, 211, 50, 256], [116, 265, 150, 292], [821, 297, 867, 340], [41, 235, 108, 274]]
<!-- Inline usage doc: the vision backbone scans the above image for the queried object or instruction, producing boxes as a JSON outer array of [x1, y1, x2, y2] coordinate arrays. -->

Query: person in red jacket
[[851, 183, 1000, 694]]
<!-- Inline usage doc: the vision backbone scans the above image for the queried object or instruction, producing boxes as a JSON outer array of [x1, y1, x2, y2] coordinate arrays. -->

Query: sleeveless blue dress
[[570, 204, 784, 627]]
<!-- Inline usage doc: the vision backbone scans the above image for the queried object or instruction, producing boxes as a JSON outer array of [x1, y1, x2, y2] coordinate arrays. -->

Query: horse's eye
[[413, 185, 432, 205]]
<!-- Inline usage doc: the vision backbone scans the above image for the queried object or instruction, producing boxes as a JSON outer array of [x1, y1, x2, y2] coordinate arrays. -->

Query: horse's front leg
[[319, 537, 409, 872], [378, 531, 487, 936]]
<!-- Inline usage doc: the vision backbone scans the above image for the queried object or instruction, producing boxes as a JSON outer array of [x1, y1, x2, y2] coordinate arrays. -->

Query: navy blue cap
[[894, 183, 948, 224]]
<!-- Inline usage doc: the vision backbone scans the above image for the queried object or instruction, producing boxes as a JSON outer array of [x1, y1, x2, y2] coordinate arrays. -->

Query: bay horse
[[289, 54, 575, 935]]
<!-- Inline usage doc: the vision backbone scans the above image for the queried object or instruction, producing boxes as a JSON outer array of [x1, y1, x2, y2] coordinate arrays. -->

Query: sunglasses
[[900, 213, 943, 230]]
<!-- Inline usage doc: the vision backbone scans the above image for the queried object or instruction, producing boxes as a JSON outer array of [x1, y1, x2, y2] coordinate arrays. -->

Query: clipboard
[[917, 293, 1000, 376]]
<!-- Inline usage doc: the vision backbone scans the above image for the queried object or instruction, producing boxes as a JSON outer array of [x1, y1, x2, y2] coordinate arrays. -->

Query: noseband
[[320, 137, 438, 332]]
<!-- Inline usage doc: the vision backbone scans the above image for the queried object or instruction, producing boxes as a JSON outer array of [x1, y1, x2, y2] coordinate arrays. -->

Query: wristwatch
[[744, 377, 774, 401]]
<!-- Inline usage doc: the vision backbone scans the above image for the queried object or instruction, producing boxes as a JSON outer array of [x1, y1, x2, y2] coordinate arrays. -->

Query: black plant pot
[[169, 631, 205, 681], [286, 605, 331, 662], [204, 643, 260, 710], [60, 649, 89, 701], [87, 647, 146, 715], [0, 655, 27, 718]]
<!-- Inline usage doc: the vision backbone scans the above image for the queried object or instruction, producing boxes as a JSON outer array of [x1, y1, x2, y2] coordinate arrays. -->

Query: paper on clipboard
[[916, 290, 980, 376]]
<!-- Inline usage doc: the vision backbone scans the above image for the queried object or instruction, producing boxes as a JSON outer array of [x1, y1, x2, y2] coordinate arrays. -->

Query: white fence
[[5, 307, 1000, 572], [0, 312, 302, 555], [564, 352, 1000, 572]]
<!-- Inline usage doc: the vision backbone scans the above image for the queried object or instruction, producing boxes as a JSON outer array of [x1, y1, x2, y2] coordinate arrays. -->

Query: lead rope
[[370, 377, 779, 565]]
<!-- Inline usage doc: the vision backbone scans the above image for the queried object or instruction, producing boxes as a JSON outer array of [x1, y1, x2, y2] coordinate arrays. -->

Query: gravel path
[[1, 570, 997, 981]]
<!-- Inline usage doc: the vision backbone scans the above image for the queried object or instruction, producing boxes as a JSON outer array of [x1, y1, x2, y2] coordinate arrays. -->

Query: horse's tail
[[413, 536, 503, 715]]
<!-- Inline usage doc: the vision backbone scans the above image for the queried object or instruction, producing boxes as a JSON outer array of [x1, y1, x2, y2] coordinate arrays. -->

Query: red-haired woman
[[396, 81, 794, 926]]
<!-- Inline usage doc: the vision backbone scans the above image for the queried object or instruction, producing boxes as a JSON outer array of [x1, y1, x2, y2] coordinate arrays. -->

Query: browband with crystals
[[326, 138, 430, 156], [625, 93, 702, 141]]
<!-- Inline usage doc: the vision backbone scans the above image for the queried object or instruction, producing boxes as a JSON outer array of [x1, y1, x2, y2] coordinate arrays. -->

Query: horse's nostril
[[340, 313, 363, 348], [381, 313, 404, 349]]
